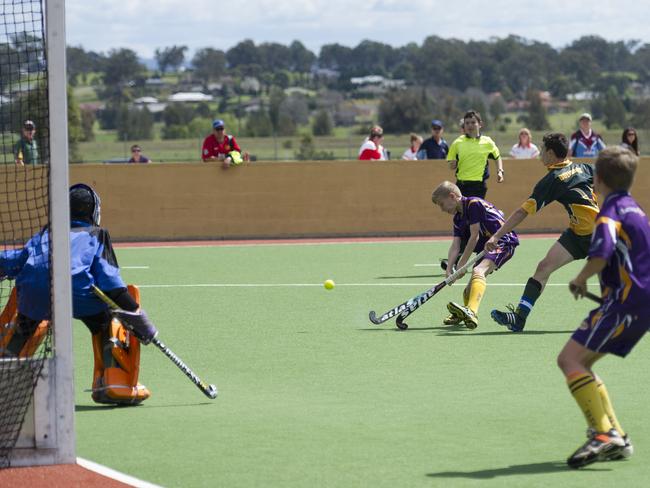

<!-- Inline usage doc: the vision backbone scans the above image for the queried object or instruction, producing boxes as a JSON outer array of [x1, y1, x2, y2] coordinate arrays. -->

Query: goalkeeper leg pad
[[0, 288, 49, 358], [91, 318, 150, 405]]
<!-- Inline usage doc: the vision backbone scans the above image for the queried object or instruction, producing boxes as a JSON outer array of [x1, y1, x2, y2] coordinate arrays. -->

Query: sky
[[66, 0, 649, 58]]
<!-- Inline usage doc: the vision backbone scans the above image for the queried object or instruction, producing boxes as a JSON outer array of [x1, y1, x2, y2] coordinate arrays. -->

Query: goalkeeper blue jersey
[[0, 222, 125, 321]]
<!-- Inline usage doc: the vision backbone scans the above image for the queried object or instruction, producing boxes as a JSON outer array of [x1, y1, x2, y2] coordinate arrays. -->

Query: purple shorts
[[571, 300, 650, 357], [481, 244, 516, 270]]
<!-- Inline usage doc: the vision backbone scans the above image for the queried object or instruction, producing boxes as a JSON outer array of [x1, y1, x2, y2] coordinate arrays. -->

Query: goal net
[[0, 0, 73, 468]]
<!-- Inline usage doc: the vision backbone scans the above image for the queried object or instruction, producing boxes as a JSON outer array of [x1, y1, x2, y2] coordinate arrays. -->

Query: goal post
[[0, 0, 75, 468]]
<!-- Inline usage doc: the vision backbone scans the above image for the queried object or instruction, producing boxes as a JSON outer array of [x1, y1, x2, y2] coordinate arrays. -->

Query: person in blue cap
[[417, 119, 449, 160], [201, 119, 244, 168]]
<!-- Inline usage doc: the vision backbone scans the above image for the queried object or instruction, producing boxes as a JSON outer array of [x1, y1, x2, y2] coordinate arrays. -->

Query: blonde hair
[[410, 133, 423, 144], [432, 181, 461, 204], [595, 146, 638, 191]]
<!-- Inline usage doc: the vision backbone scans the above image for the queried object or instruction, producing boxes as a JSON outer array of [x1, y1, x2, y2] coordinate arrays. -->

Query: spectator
[[202, 119, 244, 168], [569, 113, 606, 158], [447, 110, 504, 199], [509, 128, 540, 159], [13, 120, 40, 166], [402, 133, 423, 160], [358, 125, 388, 160], [128, 145, 152, 163], [417, 120, 449, 160], [621, 127, 639, 155]]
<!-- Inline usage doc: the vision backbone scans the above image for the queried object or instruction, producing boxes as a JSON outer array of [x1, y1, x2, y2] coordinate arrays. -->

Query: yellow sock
[[466, 275, 486, 314], [567, 372, 613, 433], [595, 376, 625, 437]]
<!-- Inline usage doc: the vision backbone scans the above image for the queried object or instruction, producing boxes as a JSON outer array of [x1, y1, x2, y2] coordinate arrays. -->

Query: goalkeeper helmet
[[70, 183, 101, 226]]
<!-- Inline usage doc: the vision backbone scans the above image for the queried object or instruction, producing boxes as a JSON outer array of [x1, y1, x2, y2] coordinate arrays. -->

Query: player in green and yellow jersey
[[485, 132, 599, 332]]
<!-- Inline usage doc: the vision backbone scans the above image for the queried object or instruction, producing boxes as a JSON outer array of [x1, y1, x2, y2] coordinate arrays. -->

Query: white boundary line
[[77, 457, 163, 488], [136, 282, 591, 288]]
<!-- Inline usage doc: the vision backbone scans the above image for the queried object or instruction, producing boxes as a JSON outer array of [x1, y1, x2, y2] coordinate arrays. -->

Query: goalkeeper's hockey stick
[[369, 250, 486, 330], [92, 285, 218, 399], [569, 284, 604, 304]]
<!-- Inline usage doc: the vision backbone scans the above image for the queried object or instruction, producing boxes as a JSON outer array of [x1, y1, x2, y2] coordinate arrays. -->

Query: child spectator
[[402, 133, 423, 160]]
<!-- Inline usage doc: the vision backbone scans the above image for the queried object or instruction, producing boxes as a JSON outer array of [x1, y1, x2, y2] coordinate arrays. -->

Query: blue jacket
[[0, 222, 125, 321]]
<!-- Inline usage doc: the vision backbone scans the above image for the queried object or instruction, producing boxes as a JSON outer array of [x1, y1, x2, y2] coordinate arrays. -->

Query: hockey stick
[[569, 284, 603, 304], [91, 285, 218, 399], [369, 250, 486, 329]]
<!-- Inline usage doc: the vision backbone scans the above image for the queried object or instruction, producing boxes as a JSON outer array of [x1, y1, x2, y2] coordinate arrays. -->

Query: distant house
[[567, 91, 596, 101], [167, 92, 213, 102], [133, 97, 166, 114]]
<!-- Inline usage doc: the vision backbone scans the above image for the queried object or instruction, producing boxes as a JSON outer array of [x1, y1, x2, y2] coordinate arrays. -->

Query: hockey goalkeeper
[[0, 183, 158, 405]]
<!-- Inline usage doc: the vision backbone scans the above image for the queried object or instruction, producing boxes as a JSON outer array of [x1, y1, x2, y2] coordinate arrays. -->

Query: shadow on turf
[[426, 460, 611, 478], [75, 402, 213, 411], [359, 326, 575, 335]]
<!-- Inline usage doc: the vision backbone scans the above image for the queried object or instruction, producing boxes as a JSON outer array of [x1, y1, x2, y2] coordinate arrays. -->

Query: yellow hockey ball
[[324, 279, 335, 290]]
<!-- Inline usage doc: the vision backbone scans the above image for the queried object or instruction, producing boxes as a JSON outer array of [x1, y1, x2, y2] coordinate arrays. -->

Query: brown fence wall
[[61, 157, 650, 241]]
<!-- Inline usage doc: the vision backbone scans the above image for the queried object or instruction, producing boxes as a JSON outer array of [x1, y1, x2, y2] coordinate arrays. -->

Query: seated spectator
[[202, 119, 244, 168], [417, 120, 448, 160], [621, 127, 639, 155], [402, 133, 423, 160], [509, 128, 540, 159], [128, 145, 151, 163], [569, 113, 606, 158], [358, 126, 388, 160]]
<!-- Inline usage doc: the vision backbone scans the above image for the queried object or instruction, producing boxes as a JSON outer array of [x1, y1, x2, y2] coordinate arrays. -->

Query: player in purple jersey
[[557, 147, 650, 468], [431, 181, 519, 329]]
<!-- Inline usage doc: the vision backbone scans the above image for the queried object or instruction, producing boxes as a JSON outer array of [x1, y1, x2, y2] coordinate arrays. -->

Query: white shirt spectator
[[509, 143, 540, 159], [401, 148, 418, 160]]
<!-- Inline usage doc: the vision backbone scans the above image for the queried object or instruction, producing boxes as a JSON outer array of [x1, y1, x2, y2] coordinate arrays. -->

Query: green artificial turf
[[73, 238, 650, 487]]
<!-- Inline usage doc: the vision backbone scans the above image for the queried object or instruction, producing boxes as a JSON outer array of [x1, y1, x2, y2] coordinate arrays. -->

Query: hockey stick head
[[369, 311, 381, 324], [206, 384, 218, 399], [395, 314, 408, 330]]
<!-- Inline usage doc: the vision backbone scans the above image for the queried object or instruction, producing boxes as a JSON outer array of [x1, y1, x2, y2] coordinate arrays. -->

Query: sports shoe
[[587, 428, 634, 460], [491, 304, 525, 332], [443, 312, 464, 326], [447, 302, 478, 330], [567, 429, 626, 468]]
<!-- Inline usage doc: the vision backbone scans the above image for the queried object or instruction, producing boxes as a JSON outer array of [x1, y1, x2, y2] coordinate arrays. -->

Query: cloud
[[65, 0, 650, 57]]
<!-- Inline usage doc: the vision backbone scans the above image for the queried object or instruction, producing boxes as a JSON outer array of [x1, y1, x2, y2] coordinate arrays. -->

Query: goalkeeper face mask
[[70, 183, 101, 226]]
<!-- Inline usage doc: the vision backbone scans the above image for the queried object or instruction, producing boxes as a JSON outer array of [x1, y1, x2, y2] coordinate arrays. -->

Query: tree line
[[65, 35, 650, 99]]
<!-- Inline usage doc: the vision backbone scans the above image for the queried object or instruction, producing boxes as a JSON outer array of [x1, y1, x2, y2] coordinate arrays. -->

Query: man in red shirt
[[202, 119, 243, 168]]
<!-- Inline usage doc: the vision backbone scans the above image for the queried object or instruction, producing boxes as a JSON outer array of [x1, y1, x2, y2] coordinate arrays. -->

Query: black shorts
[[456, 180, 487, 199], [558, 228, 592, 260]]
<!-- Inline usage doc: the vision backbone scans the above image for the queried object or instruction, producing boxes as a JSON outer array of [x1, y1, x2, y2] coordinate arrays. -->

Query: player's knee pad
[[91, 317, 150, 405], [0, 288, 49, 358]]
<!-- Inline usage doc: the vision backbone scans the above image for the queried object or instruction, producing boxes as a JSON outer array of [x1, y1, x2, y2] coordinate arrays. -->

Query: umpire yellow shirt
[[448, 135, 500, 182]]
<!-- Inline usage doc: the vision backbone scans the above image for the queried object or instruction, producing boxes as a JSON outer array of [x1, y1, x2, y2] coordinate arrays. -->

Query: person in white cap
[[569, 113, 606, 158], [14, 120, 40, 165]]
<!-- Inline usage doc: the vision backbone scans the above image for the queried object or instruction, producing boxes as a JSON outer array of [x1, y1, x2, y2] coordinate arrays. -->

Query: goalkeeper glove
[[112, 308, 158, 345]]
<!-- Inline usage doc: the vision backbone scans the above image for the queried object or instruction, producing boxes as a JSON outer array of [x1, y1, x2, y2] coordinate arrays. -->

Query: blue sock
[[516, 278, 542, 319]]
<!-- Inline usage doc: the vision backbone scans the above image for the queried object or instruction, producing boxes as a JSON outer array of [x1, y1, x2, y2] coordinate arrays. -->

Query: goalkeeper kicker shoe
[[446, 302, 478, 330], [567, 429, 625, 469], [491, 304, 525, 332]]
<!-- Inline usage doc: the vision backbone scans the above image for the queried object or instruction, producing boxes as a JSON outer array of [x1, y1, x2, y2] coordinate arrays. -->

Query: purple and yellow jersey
[[589, 191, 650, 306], [521, 160, 599, 236], [453, 196, 519, 252]]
